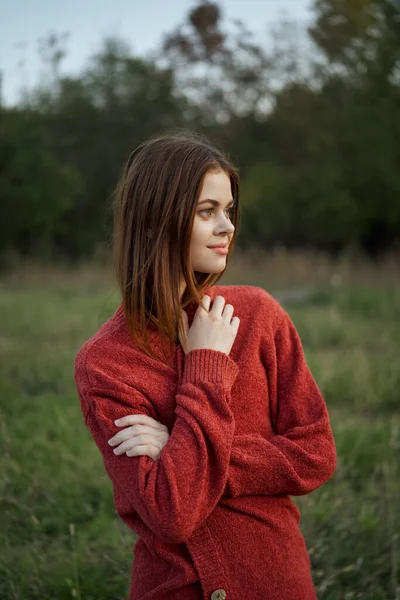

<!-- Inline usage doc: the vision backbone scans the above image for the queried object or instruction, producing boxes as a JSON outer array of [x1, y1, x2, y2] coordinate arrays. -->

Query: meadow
[[1, 250, 399, 599]]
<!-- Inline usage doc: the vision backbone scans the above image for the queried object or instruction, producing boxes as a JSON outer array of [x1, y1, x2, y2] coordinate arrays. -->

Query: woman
[[74, 130, 336, 600]]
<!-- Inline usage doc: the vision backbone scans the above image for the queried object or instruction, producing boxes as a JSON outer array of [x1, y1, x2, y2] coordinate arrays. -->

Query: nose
[[217, 212, 235, 234], [221, 221, 235, 237]]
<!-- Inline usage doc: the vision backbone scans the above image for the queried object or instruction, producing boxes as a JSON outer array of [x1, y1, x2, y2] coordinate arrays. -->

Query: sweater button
[[211, 590, 227, 600]]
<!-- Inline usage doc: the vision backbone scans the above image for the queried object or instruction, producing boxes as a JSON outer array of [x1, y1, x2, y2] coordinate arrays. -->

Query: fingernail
[[114, 420, 120, 425]]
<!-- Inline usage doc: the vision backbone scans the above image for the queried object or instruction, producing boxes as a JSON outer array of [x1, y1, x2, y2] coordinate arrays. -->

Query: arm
[[225, 295, 336, 498], [75, 348, 239, 544]]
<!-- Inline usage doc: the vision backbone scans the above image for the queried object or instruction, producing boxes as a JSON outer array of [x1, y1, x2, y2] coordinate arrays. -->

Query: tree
[[37, 36, 194, 258], [309, 0, 400, 81], [308, 0, 400, 253], [159, 1, 274, 123], [0, 109, 81, 262]]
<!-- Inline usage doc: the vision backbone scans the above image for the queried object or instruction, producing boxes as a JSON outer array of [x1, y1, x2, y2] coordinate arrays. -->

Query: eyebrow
[[198, 198, 235, 206]]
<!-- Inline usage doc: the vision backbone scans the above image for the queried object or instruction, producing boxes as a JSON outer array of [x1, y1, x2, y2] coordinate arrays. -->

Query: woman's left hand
[[108, 414, 170, 461]]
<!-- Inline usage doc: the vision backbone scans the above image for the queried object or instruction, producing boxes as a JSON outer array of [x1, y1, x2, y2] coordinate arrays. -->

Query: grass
[[0, 251, 399, 599]]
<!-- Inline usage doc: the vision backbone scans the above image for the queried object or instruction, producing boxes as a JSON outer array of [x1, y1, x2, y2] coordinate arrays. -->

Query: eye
[[199, 207, 235, 219]]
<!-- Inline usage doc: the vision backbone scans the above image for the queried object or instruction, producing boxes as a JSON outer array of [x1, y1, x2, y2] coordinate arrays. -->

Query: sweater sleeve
[[75, 348, 239, 544], [225, 296, 336, 498]]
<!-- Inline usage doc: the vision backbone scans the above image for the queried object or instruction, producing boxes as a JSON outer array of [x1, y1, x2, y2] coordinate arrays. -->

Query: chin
[[195, 263, 226, 274]]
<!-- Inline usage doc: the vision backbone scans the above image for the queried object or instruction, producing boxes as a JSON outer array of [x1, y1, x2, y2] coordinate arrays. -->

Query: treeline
[[1, 0, 399, 264]]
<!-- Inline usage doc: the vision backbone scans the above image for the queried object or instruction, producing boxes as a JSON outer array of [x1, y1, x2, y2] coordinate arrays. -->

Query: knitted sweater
[[74, 284, 336, 600]]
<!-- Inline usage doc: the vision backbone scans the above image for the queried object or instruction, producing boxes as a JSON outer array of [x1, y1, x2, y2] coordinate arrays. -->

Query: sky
[[1, 0, 313, 106]]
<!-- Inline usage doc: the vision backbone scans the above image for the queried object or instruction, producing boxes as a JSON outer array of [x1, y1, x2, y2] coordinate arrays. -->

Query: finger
[[231, 316, 240, 331], [126, 445, 160, 460], [209, 295, 226, 316], [114, 414, 167, 430], [109, 424, 165, 447], [222, 303, 234, 322], [113, 435, 161, 455], [196, 294, 211, 315]]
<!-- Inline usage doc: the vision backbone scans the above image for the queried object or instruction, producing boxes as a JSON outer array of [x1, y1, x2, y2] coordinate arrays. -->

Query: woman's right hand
[[179, 295, 240, 356]]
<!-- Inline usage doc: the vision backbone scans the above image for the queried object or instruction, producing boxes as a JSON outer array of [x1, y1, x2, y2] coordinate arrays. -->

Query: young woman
[[74, 131, 336, 600]]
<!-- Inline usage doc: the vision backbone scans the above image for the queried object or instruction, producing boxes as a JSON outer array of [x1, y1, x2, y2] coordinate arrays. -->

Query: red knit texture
[[74, 284, 337, 600]]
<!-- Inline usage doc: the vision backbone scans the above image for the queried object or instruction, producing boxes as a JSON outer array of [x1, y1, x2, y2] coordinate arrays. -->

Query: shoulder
[[210, 284, 286, 326], [209, 283, 264, 303], [218, 285, 305, 360], [74, 307, 135, 394]]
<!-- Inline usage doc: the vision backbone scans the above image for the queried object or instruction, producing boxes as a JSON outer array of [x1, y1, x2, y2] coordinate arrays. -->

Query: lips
[[209, 246, 229, 255]]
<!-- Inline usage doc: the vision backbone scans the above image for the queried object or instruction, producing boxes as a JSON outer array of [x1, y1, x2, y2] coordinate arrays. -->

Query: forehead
[[199, 170, 232, 198]]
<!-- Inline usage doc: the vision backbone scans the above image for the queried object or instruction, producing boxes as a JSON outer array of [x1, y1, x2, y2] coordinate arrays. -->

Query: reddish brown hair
[[113, 130, 240, 365]]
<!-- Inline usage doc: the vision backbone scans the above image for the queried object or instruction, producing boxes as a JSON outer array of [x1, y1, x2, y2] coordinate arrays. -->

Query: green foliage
[[309, 0, 400, 74], [0, 109, 82, 261]]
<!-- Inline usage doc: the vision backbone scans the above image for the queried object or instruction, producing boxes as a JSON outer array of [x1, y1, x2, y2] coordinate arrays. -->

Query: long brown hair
[[113, 129, 240, 366]]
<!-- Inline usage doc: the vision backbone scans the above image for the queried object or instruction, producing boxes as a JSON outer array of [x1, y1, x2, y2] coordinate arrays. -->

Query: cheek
[[191, 220, 212, 247]]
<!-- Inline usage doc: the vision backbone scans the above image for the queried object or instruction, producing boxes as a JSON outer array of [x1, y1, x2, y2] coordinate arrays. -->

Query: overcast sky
[[1, 0, 313, 106]]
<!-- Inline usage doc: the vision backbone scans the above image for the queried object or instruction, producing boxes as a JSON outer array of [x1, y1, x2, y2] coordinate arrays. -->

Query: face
[[189, 169, 235, 277]]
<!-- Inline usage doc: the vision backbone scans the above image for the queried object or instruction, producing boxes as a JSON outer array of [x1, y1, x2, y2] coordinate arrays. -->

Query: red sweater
[[74, 284, 336, 600]]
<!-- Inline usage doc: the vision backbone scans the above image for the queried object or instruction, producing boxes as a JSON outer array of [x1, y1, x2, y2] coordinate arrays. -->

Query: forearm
[[85, 349, 239, 543], [224, 419, 336, 498]]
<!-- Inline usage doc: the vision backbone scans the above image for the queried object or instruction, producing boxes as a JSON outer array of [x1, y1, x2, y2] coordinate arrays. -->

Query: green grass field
[[1, 254, 399, 599]]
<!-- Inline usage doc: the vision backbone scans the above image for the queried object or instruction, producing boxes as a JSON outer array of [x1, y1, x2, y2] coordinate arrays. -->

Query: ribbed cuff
[[182, 348, 239, 385]]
